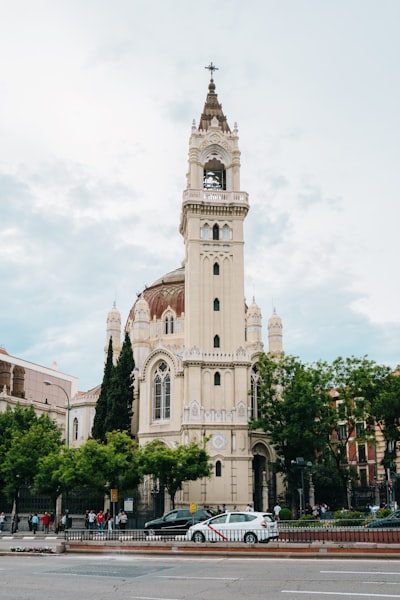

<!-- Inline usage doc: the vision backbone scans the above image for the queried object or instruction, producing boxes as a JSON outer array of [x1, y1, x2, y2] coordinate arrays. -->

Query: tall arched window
[[213, 298, 220, 311], [213, 335, 220, 348], [222, 224, 230, 240], [213, 224, 219, 240], [153, 362, 171, 420], [164, 314, 174, 334], [214, 372, 221, 386], [202, 223, 210, 239], [215, 460, 222, 477], [213, 262, 220, 275], [250, 365, 261, 419], [73, 417, 79, 441]]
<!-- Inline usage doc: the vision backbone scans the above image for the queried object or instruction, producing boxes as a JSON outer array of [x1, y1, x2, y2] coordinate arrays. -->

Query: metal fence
[[64, 526, 400, 544]]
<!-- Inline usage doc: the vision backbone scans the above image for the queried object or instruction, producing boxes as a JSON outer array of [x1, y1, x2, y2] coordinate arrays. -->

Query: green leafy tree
[[35, 432, 143, 505], [33, 446, 77, 512], [371, 371, 400, 468], [92, 338, 114, 441], [250, 353, 333, 473], [0, 406, 62, 511], [325, 356, 390, 504], [141, 439, 212, 508], [104, 332, 135, 435]]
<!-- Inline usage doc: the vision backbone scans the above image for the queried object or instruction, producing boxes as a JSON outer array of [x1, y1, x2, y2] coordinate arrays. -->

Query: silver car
[[187, 511, 279, 544]]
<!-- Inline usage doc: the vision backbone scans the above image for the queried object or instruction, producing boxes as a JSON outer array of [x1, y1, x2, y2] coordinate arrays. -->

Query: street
[[1, 554, 400, 599]]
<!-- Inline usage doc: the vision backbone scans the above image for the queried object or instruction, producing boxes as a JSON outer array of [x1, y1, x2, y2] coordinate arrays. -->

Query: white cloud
[[1, 0, 399, 388]]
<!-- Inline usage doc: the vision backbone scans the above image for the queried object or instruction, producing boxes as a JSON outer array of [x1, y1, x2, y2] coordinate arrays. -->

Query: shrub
[[333, 510, 365, 527], [279, 508, 292, 521]]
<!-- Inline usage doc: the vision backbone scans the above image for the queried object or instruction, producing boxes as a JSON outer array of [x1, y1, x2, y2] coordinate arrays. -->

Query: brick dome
[[129, 267, 185, 321]]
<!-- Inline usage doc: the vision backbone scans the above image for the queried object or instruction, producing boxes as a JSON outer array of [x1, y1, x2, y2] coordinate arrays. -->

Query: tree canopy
[[141, 439, 212, 508]]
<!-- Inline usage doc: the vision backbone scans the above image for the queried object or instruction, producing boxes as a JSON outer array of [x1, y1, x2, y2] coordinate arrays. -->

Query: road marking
[[155, 575, 237, 580], [282, 591, 400, 597], [131, 597, 179, 600], [321, 571, 400, 576]]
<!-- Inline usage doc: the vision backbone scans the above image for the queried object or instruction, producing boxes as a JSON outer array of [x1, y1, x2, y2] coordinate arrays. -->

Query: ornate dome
[[128, 266, 185, 322]]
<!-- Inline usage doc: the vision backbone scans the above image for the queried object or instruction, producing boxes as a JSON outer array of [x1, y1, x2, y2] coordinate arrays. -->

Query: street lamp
[[291, 457, 313, 516], [43, 380, 70, 448]]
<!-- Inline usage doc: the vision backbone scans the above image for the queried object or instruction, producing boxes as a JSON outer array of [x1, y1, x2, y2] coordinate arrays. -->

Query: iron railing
[[64, 526, 400, 544]]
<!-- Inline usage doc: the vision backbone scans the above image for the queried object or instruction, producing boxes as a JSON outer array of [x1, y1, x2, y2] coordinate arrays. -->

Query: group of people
[[84, 509, 128, 532]]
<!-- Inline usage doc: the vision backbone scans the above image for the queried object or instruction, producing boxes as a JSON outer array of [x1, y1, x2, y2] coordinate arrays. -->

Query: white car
[[186, 511, 279, 544]]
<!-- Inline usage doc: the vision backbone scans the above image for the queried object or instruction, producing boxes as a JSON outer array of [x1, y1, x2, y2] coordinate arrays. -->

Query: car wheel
[[244, 532, 258, 544], [192, 531, 205, 543]]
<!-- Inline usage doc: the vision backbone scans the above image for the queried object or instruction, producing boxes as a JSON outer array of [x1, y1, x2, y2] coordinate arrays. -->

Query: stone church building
[[105, 71, 284, 514]]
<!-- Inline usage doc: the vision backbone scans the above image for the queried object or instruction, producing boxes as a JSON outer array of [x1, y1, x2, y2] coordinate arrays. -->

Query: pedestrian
[[118, 510, 128, 530], [41, 511, 50, 533], [28, 513, 33, 531], [49, 512, 55, 531], [245, 504, 252, 512], [88, 509, 96, 530], [96, 510, 105, 532], [273, 502, 281, 522], [32, 513, 39, 534], [0, 511, 6, 532]]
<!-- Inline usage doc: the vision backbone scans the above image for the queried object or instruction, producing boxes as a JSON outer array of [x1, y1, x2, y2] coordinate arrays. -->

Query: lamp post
[[291, 457, 313, 516], [43, 380, 70, 448]]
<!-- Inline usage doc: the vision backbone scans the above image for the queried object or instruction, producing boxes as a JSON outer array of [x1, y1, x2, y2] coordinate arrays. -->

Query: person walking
[[96, 510, 105, 533], [32, 513, 39, 534], [88, 509, 96, 530], [118, 510, 128, 530], [41, 511, 50, 533], [0, 511, 6, 532], [273, 503, 282, 522]]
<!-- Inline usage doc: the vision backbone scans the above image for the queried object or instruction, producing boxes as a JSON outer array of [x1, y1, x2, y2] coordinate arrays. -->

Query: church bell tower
[[179, 64, 249, 355]]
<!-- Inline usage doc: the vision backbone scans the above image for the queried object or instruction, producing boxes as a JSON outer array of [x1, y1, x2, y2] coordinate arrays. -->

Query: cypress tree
[[104, 332, 135, 435], [92, 338, 114, 441]]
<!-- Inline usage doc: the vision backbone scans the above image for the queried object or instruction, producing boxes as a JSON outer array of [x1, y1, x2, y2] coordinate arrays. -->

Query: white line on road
[[155, 575, 238, 580], [321, 571, 400, 576], [282, 591, 400, 597]]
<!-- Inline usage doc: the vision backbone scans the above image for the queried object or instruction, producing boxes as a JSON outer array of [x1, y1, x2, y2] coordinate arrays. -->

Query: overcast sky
[[1, 0, 399, 391]]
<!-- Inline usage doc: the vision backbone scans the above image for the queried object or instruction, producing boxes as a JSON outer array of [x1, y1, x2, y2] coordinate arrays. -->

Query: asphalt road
[[1, 554, 400, 600]]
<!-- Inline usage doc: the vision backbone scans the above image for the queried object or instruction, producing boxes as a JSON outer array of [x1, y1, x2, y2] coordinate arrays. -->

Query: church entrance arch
[[252, 442, 272, 512]]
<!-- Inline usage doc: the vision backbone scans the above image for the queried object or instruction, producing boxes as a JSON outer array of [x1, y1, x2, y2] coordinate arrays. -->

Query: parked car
[[365, 510, 400, 528], [187, 511, 279, 543], [144, 508, 214, 535]]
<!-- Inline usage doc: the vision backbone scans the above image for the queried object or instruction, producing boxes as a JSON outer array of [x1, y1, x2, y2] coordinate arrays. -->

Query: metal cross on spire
[[205, 61, 219, 79]]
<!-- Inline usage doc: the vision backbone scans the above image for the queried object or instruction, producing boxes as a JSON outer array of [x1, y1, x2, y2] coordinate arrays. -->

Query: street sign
[[110, 489, 118, 503]]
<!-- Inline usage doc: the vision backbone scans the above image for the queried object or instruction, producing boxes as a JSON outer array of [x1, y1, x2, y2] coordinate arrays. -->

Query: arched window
[[215, 460, 222, 477], [250, 365, 261, 419], [153, 362, 171, 420], [213, 262, 220, 275], [213, 335, 220, 348], [164, 314, 174, 334], [73, 417, 79, 441], [213, 298, 220, 311], [214, 372, 221, 386], [202, 223, 210, 239], [222, 224, 230, 240], [213, 224, 219, 240]]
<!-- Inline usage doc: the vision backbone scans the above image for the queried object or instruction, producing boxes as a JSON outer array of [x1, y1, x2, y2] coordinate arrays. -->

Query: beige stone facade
[[107, 76, 284, 513]]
